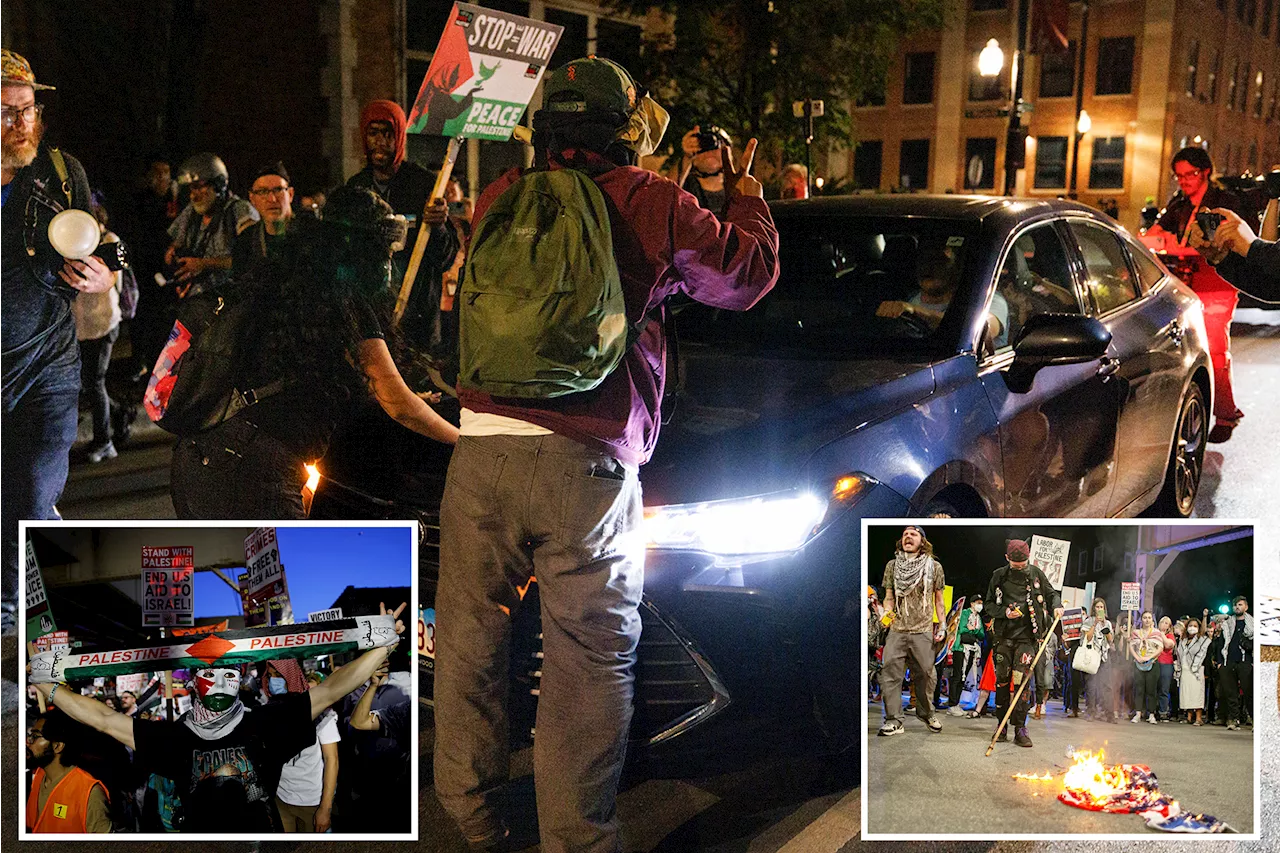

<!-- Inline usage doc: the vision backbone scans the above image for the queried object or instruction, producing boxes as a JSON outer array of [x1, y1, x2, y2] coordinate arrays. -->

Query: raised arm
[[349, 660, 389, 731], [309, 602, 406, 720]]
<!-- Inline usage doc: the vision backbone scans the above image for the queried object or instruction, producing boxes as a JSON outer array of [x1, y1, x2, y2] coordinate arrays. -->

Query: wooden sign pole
[[393, 136, 464, 325]]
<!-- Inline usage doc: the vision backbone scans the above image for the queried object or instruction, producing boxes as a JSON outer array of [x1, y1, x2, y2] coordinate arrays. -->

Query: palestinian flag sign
[[406, 2, 562, 141], [29, 616, 398, 683]]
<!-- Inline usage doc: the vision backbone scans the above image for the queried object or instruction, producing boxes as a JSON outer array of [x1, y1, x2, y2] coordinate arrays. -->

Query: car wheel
[[1151, 383, 1206, 517]]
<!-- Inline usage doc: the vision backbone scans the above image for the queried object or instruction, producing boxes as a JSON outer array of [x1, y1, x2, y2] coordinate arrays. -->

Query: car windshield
[[676, 215, 979, 359]]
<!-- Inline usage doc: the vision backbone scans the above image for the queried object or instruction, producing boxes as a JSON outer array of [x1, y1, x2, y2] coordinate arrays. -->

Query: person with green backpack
[[433, 56, 779, 853]]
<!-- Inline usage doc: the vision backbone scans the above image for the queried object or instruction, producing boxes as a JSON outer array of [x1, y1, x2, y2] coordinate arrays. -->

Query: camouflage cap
[[542, 56, 637, 116], [1, 49, 55, 91]]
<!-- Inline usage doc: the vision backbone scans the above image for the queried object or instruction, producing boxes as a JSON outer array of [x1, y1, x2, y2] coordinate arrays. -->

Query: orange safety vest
[[26, 765, 110, 833]]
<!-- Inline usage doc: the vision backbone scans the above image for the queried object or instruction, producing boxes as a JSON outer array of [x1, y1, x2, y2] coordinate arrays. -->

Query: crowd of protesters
[[25, 605, 412, 834], [868, 528, 1256, 749]]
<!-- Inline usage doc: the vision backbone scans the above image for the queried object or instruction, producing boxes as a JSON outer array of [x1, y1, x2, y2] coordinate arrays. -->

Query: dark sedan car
[[312, 194, 1212, 774]]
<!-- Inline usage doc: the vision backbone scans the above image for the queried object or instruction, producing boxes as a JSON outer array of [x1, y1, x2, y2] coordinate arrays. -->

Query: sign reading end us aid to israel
[[407, 2, 563, 141], [141, 546, 195, 627]]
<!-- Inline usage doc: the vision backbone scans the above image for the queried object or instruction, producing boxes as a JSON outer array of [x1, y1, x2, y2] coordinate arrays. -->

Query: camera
[[1219, 169, 1280, 199], [1195, 211, 1224, 241], [695, 125, 729, 154], [94, 238, 130, 272]]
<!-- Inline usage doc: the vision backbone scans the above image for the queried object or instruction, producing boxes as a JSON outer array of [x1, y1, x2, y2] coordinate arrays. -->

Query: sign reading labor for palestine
[[407, 2, 563, 141], [1029, 534, 1071, 590], [141, 545, 195, 628]]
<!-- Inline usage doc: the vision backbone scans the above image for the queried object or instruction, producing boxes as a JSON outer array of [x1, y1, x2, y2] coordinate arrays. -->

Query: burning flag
[[1055, 749, 1235, 833]]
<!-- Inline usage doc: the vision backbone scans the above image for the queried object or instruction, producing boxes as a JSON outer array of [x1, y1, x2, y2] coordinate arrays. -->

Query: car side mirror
[[1006, 313, 1112, 391]]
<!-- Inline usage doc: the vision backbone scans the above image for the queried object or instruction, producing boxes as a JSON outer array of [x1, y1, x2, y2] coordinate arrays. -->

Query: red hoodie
[[459, 153, 779, 466]]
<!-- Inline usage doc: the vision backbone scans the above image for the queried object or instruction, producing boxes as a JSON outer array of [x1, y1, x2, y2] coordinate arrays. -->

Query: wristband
[[48, 682, 60, 702]]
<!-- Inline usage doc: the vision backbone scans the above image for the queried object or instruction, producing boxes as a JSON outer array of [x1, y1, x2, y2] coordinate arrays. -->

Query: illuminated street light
[[978, 38, 1004, 78], [1076, 109, 1093, 135]]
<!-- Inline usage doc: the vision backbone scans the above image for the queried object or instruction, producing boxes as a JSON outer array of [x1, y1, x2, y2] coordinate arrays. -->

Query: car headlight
[[644, 474, 873, 559]]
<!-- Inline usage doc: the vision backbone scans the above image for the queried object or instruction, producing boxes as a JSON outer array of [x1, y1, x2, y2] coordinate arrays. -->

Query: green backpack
[[459, 168, 629, 398]]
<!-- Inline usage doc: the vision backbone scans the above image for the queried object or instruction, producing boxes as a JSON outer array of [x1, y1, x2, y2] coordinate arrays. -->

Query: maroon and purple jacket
[[458, 153, 780, 466]]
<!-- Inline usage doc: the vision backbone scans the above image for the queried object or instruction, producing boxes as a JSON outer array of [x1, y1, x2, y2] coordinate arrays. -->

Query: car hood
[[642, 349, 935, 505]]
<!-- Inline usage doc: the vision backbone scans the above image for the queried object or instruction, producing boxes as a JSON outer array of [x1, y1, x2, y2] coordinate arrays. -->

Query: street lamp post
[[1067, 0, 1091, 198], [1003, 0, 1031, 196]]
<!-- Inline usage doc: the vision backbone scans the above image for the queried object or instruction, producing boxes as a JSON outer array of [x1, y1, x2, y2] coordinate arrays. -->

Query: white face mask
[[973, 603, 983, 613], [1189, 626, 1198, 635]]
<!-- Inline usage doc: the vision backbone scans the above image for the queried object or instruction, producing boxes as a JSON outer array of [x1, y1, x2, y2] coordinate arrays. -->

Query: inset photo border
[[860, 518, 1259, 840], [19, 519, 418, 842]]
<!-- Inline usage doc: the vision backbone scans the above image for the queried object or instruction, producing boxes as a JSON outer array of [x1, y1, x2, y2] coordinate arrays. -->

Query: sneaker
[[948, 706, 968, 717], [878, 720, 905, 737], [1148, 714, 1158, 724], [86, 441, 118, 463], [1014, 726, 1033, 748], [993, 725, 1009, 742], [1226, 720, 1239, 731], [925, 716, 942, 733], [1131, 712, 1142, 723], [112, 403, 137, 449]]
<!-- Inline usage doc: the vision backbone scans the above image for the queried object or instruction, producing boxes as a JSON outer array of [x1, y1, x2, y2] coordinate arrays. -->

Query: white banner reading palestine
[[29, 616, 398, 683]]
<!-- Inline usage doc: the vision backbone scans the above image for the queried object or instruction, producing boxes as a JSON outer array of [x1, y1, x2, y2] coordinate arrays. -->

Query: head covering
[[182, 667, 246, 740], [361, 100, 407, 170], [1006, 539, 1030, 562], [269, 658, 309, 693], [970, 592, 984, 603], [253, 160, 291, 185], [542, 56, 637, 116], [1, 49, 55, 91]]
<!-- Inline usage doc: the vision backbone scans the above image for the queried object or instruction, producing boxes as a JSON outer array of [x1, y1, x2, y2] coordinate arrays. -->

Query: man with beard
[[1218, 594, 1254, 731], [876, 242, 1008, 348], [30, 603, 407, 832], [1, 50, 115, 634], [878, 525, 947, 736], [164, 152, 257, 297], [346, 100, 459, 356], [25, 711, 112, 833], [985, 539, 1062, 748]]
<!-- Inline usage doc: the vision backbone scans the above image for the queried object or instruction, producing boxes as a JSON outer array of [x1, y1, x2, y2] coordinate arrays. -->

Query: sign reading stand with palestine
[[407, 2, 563, 141], [141, 546, 195, 628]]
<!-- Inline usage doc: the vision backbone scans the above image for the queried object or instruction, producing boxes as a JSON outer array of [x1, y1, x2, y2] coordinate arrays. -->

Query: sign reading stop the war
[[141, 546, 195, 627], [407, 2, 563, 140]]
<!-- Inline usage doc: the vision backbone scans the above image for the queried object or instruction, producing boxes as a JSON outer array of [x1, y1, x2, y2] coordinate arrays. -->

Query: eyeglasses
[[1173, 168, 1205, 180], [250, 186, 290, 197], [1, 104, 44, 128], [25, 728, 47, 742]]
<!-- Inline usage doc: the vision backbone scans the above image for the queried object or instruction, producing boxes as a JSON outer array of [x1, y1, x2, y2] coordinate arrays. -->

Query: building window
[[1254, 70, 1265, 117], [1089, 136, 1126, 188], [1247, 0, 1258, 25], [1249, 141, 1259, 171], [1185, 40, 1199, 96], [1229, 61, 1240, 109], [900, 139, 930, 189], [1095, 37, 1135, 95], [964, 137, 997, 189], [546, 7, 589, 64], [1078, 551, 1088, 580], [1237, 0, 1248, 21], [406, 0, 453, 52], [857, 68, 887, 107], [970, 51, 1004, 101], [1039, 41, 1076, 98], [1094, 544, 1105, 573], [1208, 51, 1221, 103], [1269, 82, 1278, 121], [853, 140, 883, 190], [1034, 136, 1068, 188], [1264, 0, 1275, 36], [903, 52, 937, 104]]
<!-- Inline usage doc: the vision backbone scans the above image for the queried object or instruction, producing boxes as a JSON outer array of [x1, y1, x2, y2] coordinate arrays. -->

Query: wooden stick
[[985, 612, 1063, 756], [393, 135, 463, 325]]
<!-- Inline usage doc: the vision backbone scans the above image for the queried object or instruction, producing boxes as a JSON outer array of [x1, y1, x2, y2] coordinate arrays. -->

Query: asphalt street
[[865, 691, 1255, 835]]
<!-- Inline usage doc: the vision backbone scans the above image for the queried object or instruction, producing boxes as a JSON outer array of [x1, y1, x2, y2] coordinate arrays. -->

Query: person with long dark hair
[[1081, 597, 1116, 722], [170, 186, 458, 518], [1130, 610, 1164, 724]]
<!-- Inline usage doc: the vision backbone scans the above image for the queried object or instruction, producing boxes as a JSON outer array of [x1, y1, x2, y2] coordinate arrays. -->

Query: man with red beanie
[[347, 99, 459, 356]]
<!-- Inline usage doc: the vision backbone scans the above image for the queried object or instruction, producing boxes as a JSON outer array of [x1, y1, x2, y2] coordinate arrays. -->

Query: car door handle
[[1097, 356, 1121, 378]]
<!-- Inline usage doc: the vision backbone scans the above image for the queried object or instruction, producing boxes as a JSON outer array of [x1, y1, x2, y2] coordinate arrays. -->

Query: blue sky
[[194, 526, 413, 619]]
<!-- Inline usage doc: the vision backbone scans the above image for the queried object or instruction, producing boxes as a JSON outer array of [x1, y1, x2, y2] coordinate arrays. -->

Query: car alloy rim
[[1174, 392, 1205, 514]]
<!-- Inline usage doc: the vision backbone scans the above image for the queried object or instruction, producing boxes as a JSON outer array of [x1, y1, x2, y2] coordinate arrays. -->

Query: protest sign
[[141, 546, 195, 628], [244, 528, 293, 627], [1121, 582, 1141, 611], [308, 608, 344, 623], [1061, 608, 1085, 641], [25, 538, 59, 642], [1030, 534, 1071, 590], [33, 630, 70, 653], [407, 2, 563, 141]]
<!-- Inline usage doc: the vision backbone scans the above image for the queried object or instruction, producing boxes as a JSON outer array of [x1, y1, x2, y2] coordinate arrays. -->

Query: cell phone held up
[[1195, 211, 1224, 242]]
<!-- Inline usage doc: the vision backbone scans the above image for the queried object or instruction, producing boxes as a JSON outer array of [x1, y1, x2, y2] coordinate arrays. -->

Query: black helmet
[[177, 153, 229, 194]]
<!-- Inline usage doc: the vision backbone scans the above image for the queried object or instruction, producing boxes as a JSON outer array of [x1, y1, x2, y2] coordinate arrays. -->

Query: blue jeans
[[2, 337, 80, 607], [1158, 661, 1174, 715], [434, 433, 643, 853]]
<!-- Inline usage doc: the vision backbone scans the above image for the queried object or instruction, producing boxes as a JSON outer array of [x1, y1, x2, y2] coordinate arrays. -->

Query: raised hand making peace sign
[[723, 138, 763, 201]]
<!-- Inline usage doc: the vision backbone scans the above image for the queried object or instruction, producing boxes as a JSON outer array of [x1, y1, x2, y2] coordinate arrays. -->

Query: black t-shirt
[[986, 564, 1058, 642], [132, 693, 313, 832], [1155, 185, 1247, 243], [375, 699, 411, 746], [1227, 617, 1250, 664]]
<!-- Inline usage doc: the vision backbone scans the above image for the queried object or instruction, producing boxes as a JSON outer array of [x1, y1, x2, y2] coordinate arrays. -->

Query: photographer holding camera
[[2, 50, 116, 633], [1185, 171, 1280, 300], [679, 124, 734, 213], [1145, 147, 1249, 443]]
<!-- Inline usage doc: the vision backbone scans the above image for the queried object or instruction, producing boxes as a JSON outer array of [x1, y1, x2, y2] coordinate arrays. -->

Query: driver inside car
[[875, 243, 1008, 347]]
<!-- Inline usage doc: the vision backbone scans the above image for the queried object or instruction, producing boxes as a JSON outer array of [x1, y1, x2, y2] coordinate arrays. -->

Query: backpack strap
[[48, 148, 73, 208], [203, 379, 286, 431]]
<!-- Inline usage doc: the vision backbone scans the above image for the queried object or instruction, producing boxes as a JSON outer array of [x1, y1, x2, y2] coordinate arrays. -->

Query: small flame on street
[[1062, 748, 1128, 802], [1012, 771, 1054, 781]]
